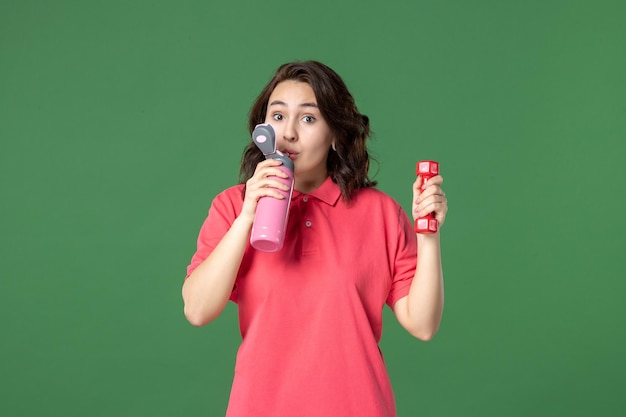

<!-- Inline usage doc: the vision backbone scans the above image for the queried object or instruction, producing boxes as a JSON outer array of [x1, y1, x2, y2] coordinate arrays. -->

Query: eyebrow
[[269, 100, 318, 108]]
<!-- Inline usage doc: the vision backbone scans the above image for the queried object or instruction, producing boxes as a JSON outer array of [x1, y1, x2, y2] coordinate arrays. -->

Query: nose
[[282, 119, 298, 142]]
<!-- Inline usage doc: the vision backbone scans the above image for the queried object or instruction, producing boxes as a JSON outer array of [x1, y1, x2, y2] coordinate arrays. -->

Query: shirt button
[[305, 220, 312, 227], [303, 197, 309, 202]]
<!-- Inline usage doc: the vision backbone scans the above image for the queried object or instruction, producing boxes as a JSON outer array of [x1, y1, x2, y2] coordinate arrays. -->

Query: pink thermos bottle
[[249, 123, 295, 252], [414, 160, 439, 234]]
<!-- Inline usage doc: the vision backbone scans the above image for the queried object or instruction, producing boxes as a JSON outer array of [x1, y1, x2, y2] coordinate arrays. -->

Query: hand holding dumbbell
[[414, 160, 440, 234]]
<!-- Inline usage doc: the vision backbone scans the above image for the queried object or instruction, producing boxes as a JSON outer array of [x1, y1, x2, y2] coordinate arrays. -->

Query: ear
[[331, 139, 337, 151]]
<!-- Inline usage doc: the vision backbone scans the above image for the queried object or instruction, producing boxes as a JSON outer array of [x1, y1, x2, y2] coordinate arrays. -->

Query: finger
[[413, 176, 423, 199], [417, 186, 445, 204], [425, 175, 444, 186], [417, 201, 447, 221], [245, 184, 287, 203], [253, 158, 285, 174], [254, 161, 291, 179], [416, 195, 448, 216], [265, 177, 292, 191], [248, 177, 291, 192], [258, 158, 284, 167], [250, 170, 289, 186], [241, 187, 286, 219], [262, 167, 291, 179], [413, 175, 443, 197], [418, 192, 447, 208], [255, 188, 287, 200]]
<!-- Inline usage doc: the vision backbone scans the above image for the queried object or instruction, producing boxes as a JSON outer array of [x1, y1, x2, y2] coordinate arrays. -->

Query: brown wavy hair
[[239, 60, 377, 202]]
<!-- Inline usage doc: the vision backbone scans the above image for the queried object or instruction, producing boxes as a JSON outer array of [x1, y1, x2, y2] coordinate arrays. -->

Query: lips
[[280, 149, 298, 160]]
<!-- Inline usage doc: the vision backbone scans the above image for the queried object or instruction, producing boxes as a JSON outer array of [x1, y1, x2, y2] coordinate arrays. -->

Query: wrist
[[416, 231, 440, 247], [234, 214, 254, 230]]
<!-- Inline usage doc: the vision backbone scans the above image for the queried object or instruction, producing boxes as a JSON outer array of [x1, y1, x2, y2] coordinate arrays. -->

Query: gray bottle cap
[[252, 123, 294, 172]]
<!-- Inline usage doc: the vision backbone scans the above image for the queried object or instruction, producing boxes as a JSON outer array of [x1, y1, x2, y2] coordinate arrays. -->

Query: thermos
[[414, 160, 439, 234], [249, 123, 295, 252]]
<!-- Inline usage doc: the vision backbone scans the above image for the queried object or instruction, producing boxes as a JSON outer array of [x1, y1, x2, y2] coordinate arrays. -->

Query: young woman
[[182, 61, 448, 417]]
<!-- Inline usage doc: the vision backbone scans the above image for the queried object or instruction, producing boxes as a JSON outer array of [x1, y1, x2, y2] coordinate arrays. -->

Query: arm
[[182, 159, 290, 327], [182, 215, 253, 326], [394, 174, 447, 341]]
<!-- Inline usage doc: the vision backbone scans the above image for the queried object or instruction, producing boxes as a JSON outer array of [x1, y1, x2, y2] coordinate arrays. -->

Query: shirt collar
[[292, 176, 341, 206]]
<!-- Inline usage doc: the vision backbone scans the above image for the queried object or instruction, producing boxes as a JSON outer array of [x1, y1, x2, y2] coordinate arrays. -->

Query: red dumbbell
[[414, 160, 439, 234]]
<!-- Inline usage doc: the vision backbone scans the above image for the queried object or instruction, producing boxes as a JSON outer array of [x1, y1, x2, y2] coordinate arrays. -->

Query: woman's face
[[265, 80, 334, 193]]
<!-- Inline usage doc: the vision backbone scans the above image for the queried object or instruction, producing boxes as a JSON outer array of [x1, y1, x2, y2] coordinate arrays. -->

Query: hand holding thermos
[[249, 123, 295, 252]]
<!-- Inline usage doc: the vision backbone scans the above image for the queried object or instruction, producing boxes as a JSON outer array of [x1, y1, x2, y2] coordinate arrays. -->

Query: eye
[[302, 115, 316, 123], [272, 113, 284, 121]]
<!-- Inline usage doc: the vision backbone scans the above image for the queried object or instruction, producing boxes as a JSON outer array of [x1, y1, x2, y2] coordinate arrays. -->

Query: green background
[[1, 0, 625, 416]]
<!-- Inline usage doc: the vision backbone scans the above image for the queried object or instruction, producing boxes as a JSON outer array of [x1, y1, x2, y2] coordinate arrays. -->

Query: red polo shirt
[[187, 176, 417, 417]]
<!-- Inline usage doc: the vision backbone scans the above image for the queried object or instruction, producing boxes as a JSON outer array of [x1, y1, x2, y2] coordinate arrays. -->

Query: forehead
[[268, 80, 317, 105]]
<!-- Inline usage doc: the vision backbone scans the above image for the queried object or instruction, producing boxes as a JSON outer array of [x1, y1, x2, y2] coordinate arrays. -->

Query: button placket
[[302, 196, 312, 227], [300, 195, 317, 255]]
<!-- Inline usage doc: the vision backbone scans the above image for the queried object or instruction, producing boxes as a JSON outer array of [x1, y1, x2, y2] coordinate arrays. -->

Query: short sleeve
[[185, 186, 243, 278], [386, 206, 417, 307]]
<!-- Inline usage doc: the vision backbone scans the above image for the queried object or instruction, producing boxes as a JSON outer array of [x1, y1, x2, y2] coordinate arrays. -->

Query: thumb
[[413, 175, 423, 197]]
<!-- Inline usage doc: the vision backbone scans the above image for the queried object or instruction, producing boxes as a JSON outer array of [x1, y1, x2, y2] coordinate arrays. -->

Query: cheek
[[295, 149, 328, 170]]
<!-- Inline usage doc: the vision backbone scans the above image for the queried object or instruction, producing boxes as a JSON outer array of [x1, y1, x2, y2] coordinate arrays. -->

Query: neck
[[294, 175, 328, 194]]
